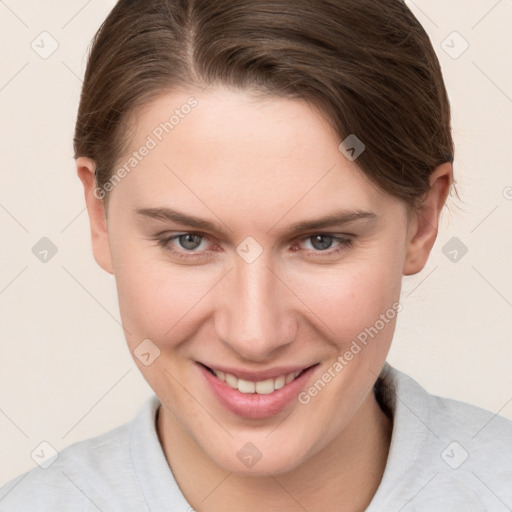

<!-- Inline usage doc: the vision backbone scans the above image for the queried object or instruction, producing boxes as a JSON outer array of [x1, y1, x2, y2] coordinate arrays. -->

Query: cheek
[[115, 261, 209, 346], [293, 255, 403, 346], [113, 260, 213, 400], [118, 262, 399, 338]]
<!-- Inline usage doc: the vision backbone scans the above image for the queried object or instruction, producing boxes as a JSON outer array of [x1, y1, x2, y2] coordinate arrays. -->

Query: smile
[[205, 366, 305, 395], [197, 362, 318, 419]]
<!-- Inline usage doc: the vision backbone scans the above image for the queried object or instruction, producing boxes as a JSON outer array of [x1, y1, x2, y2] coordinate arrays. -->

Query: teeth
[[285, 372, 296, 384], [214, 369, 303, 394], [225, 373, 237, 388], [274, 375, 285, 390], [237, 379, 255, 393], [255, 378, 275, 394]]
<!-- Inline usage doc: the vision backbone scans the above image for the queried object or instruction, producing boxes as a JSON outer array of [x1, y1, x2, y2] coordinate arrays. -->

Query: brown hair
[[73, 0, 455, 211]]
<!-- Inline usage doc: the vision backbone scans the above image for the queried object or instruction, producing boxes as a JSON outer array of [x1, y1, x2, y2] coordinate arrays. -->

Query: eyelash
[[154, 232, 353, 260]]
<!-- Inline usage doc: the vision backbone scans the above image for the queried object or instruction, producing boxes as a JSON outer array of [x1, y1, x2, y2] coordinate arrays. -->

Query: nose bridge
[[216, 252, 294, 359]]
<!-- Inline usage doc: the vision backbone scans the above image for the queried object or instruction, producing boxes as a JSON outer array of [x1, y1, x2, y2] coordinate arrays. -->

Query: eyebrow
[[135, 207, 377, 236]]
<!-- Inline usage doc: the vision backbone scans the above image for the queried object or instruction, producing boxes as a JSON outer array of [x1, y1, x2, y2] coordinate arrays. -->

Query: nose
[[215, 251, 297, 361]]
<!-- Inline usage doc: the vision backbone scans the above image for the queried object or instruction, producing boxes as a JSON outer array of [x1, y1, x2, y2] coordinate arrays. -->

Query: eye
[[172, 233, 204, 251], [156, 232, 214, 260], [154, 232, 353, 261], [296, 234, 353, 258]]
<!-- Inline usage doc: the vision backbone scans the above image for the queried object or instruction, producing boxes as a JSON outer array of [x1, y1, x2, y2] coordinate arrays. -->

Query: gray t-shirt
[[1, 363, 511, 511]]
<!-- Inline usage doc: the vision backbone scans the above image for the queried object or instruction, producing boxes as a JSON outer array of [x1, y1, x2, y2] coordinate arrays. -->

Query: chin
[[207, 436, 311, 477]]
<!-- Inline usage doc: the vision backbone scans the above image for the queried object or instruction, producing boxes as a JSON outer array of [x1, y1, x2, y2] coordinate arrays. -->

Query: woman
[[1, 0, 511, 510]]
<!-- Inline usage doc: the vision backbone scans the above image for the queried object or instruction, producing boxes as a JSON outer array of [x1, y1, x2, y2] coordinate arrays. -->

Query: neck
[[157, 389, 392, 512]]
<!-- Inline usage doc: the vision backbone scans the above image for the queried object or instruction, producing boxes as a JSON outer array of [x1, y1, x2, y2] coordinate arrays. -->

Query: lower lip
[[197, 363, 317, 419]]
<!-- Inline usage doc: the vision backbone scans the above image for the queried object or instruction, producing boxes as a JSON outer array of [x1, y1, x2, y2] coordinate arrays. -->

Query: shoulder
[[428, 389, 512, 445], [370, 364, 512, 510], [393, 365, 512, 458], [0, 401, 153, 512], [425, 384, 512, 501]]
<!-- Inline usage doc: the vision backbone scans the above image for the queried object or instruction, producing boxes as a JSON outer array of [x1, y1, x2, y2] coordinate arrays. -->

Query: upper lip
[[198, 362, 317, 381]]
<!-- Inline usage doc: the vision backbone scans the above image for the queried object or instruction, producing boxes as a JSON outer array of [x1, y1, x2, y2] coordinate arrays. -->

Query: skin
[[77, 86, 452, 512]]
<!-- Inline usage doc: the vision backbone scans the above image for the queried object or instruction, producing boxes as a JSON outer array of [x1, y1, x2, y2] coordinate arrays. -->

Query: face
[[79, 86, 437, 476]]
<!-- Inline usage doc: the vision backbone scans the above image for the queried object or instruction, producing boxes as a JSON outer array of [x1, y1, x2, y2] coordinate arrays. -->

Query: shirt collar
[[366, 362, 431, 509]]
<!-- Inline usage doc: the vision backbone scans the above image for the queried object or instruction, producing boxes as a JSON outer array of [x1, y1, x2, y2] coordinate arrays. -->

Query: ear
[[76, 157, 114, 274], [403, 163, 453, 276]]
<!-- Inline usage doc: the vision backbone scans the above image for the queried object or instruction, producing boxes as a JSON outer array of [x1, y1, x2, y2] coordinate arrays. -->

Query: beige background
[[1, 0, 511, 486]]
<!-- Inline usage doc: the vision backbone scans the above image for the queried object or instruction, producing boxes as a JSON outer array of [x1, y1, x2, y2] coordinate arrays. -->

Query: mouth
[[197, 362, 319, 419], [201, 364, 308, 394]]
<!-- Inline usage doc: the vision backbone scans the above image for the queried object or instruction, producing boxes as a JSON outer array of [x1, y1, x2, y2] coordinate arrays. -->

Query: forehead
[[110, 87, 397, 226], [130, 86, 342, 163]]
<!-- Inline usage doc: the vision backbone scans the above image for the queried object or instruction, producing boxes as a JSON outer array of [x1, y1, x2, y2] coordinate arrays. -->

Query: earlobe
[[76, 157, 114, 275], [403, 163, 453, 276]]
